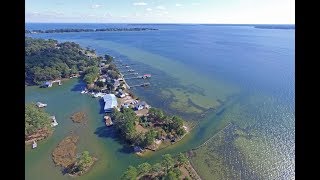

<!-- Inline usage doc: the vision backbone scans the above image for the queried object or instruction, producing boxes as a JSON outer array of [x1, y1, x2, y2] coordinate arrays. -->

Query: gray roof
[[103, 94, 118, 111]]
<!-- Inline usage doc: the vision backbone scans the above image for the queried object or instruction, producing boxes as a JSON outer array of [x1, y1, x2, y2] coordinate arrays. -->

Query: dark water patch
[[94, 126, 135, 155], [216, 108, 225, 116], [98, 99, 106, 115], [70, 78, 86, 92], [94, 126, 117, 139], [117, 145, 135, 154], [184, 84, 206, 96], [187, 98, 208, 113]]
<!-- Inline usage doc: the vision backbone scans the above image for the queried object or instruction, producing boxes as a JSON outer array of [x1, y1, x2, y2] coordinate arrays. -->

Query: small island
[[70, 111, 88, 123], [25, 103, 55, 146], [52, 135, 97, 176], [25, 27, 158, 34]]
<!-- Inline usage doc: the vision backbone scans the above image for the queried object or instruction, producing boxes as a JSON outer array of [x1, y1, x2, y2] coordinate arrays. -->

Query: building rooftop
[[103, 94, 118, 112]]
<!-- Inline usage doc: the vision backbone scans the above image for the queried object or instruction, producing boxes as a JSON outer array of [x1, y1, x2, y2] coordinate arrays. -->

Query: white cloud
[[191, 3, 200, 6], [146, 8, 152, 11], [133, 2, 147, 6], [156, 5, 166, 10], [175, 4, 182, 7], [91, 4, 103, 9]]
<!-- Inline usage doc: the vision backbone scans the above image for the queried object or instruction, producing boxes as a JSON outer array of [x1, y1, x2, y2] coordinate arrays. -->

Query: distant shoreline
[[254, 25, 295, 29], [25, 27, 158, 34]]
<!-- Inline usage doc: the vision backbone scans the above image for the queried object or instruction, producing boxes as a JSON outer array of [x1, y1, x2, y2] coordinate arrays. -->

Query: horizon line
[[25, 22, 295, 25]]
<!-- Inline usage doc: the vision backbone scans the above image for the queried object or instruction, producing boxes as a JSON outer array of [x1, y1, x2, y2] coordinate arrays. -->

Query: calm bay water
[[25, 23, 294, 179]]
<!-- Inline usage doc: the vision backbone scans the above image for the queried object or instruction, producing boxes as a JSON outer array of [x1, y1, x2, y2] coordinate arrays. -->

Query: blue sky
[[25, 0, 295, 24]]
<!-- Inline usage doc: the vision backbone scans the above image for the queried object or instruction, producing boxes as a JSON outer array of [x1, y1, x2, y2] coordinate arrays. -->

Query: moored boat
[[32, 141, 37, 149], [36, 102, 47, 108]]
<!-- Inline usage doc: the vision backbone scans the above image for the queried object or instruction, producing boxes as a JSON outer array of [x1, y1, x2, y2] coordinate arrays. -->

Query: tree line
[[25, 103, 52, 137], [25, 37, 101, 85], [25, 28, 158, 34], [121, 153, 189, 180], [111, 107, 186, 149]]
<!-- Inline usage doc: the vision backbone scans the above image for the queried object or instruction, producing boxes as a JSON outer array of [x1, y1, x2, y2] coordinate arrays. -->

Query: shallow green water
[[25, 24, 294, 179], [25, 76, 238, 180]]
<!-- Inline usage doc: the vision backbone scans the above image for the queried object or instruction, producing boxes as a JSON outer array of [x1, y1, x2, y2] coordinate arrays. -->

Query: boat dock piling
[[122, 72, 139, 76], [114, 59, 151, 89], [129, 82, 150, 88]]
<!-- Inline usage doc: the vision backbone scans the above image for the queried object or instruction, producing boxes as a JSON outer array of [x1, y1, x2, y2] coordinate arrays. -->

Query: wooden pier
[[129, 82, 150, 88], [113, 59, 151, 90], [125, 75, 152, 80], [122, 72, 139, 76]]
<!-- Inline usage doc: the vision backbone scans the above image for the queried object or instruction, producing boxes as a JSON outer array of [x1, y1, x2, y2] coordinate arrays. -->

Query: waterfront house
[[44, 81, 52, 87], [113, 79, 120, 88], [103, 94, 118, 112], [134, 101, 149, 111]]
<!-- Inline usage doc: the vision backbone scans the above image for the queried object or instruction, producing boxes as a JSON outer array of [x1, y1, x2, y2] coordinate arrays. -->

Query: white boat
[[32, 141, 37, 149], [81, 90, 85, 94], [36, 102, 47, 108], [50, 116, 58, 127]]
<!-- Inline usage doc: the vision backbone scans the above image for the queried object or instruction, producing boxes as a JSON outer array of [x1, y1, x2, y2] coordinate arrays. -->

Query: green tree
[[112, 108, 137, 143], [70, 65, 78, 74], [25, 103, 52, 136], [137, 162, 152, 176], [176, 127, 186, 136], [151, 163, 163, 174], [164, 170, 179, 180], [176, 153, 188, 167], [148, 108, 164, 121], [170, 116, 184, 131], [143, 129, 156, 147], [121, 166, 138, 180], [83, 71, 98, 84], [108, 70, 119, 79], [25, 37, 94, 85], [161, 154, 175, 173], [104, 54, 113, 64], [77, 151, 93, 171], [96, 81, 105, 87]]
